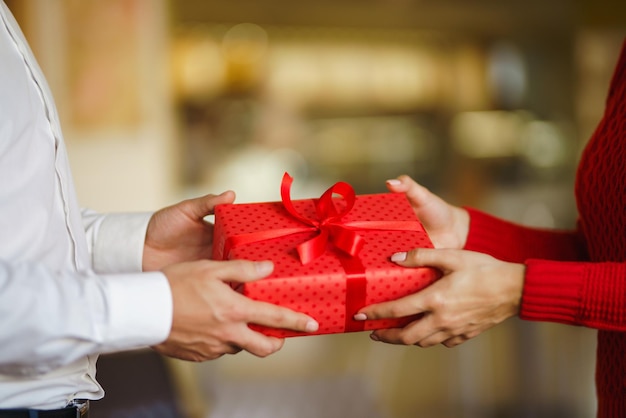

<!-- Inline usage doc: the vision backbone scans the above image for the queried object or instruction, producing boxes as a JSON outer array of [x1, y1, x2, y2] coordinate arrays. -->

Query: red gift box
[[212, 173, 440, 337]]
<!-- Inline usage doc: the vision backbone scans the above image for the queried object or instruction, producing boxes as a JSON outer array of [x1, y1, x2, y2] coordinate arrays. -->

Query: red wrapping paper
[[212, 175, 441, 337]]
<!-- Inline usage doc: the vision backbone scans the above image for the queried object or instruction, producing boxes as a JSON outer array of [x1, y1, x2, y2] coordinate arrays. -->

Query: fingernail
[[391, 252, 407, 262], [386, 179, 401, 186], [353, 313, 367, 321], [255, 261, 274, 276], [305, 320, 319, 333], [370, 333, 380, 342]]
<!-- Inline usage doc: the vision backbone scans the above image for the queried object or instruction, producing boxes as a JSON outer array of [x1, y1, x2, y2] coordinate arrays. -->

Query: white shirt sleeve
[[82, 209, 153, 274], [0, 261, 172, 376], [0, 211, 173, 376], [82, 208, 174, 352]]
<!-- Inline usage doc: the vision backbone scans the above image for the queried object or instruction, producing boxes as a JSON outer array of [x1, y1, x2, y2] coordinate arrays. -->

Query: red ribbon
[[280, 172, 364, 264], [337, 253, 368, 332], [222, 172, 424, 265]]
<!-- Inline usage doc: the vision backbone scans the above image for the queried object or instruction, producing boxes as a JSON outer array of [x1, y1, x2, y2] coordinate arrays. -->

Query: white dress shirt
[[0, 2, 173, 409]]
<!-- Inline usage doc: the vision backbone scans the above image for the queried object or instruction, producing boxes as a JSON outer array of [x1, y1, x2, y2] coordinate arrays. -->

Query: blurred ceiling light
[[267, 43, 441, 110], [171, 25, 484, 112], [222, 23, 269, 62], [450, 110, 532, 158], [171, 33, 226, 101], [222, 23, 269, 92]]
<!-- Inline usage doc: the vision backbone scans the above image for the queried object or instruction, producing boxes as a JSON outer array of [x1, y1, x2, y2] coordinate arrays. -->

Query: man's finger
[[208, 259, 275, 283], [202, 260, 319, 332], [232, 329, 286, 358], [245, 299, 319, 334], [187, 190, 236, 219]]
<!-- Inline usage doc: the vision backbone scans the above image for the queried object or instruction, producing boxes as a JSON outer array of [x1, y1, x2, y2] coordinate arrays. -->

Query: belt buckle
[[68, 400, 89, 418]]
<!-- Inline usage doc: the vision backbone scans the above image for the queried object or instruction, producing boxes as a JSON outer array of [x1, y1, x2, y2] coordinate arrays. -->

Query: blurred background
[[6, 0, 626, 417]]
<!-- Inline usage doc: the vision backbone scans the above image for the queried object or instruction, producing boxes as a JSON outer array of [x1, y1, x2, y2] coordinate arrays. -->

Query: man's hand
[[142, 191, 235, 271], [153, 259, 319, 361]]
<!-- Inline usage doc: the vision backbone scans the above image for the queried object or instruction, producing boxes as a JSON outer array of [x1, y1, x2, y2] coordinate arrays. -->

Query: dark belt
[[0, 400, 88, 418]]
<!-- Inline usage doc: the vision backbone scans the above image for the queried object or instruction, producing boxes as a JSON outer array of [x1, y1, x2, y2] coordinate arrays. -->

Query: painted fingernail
[[305, 320, 319, 333], [353, 313, 367, 321], [386, 179, 401, 186], [254, 261, 274, 275], [391, 252, 407, 262], [370, 333, 380, 342]]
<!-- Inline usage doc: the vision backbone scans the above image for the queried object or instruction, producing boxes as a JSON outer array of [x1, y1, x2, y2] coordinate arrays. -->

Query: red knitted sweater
[[464, 39, 626, 418]]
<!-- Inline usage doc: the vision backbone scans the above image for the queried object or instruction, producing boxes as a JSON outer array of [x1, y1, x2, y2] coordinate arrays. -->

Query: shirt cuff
[[93, 212, 153, 273], [102, 271, 173, 349]]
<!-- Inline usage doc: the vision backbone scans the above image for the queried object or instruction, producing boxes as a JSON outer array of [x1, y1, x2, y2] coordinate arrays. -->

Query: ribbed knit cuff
[[520, 259, 585, 325]]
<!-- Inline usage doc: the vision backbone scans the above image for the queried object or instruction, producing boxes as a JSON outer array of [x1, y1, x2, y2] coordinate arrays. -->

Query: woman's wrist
[[506, 262, 526, 316], [454, 206, 470, 249]]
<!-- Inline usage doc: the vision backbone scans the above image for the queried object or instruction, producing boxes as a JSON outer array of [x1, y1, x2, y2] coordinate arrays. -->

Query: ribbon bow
[[222, 172, 424, 266], [281, 172, 364, 264]]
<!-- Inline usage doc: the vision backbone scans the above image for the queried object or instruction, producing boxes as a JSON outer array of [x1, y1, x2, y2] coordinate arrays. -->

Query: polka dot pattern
[[213, 192, 441, 337]]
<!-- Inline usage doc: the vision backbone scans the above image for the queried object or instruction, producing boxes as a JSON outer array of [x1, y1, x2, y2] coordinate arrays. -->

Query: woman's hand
[[356, 248, 525, 348], [386, 175, 469, 249]]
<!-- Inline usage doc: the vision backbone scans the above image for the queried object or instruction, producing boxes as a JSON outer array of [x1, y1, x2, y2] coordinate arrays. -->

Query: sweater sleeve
[[521, 259, 626, 331], [464, 207, 588, 262], [464, 207, 626, 331]]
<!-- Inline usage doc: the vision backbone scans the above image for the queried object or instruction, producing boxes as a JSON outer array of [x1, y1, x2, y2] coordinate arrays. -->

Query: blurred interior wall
[[10, 0, 179, 212]]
